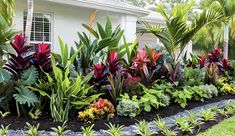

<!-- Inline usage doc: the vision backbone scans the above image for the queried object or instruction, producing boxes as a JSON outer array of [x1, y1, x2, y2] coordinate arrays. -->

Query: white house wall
[[13, 0, 137, 53]]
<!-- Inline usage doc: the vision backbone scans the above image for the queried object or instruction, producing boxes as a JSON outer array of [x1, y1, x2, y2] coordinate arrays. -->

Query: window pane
[[44, 33, 50, 42], [44, 23, 50, 33], [35, 22, 43, 32], [44, 14, 51, 23], [35, 32, 43, 41]]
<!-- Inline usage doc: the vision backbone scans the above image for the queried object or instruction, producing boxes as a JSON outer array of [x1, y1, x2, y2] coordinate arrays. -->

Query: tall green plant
[[30, 56, 102, 122], [0, 0, 15, 59], [140, 1, 224, 83], [75, 17, 124, 74]]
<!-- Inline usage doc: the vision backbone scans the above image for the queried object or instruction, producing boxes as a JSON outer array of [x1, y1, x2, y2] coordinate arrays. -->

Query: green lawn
[[198, 115, 235, 136]]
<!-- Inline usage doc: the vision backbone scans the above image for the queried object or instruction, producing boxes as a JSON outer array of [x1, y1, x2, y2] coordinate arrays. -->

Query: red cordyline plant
[[4, 33, 33, 78], [199, 48, 232, 84], [130, 47, 162, 86], [33, 43, 51, 72], [199, 48, 232, 72], [4, 33, 52, 78], [92, 51, 125, 89]]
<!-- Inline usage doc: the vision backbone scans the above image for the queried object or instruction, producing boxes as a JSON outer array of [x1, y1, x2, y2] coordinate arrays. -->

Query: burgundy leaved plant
[[4, 33, 33, 78], [33, 43, 51, 72]]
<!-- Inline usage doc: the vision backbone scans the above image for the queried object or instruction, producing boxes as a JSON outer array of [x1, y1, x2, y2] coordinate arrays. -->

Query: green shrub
[[183, 67, 204, 86], [117, 93, 141, 118]]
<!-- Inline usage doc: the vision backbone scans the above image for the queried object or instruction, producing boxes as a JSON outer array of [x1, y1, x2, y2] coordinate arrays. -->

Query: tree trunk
[[24, 0, 34, 45], [223, 24, 229, 59]]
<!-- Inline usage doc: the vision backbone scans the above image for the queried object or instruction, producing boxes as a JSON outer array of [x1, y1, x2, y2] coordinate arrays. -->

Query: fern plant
[[25, 122, 40, 136]]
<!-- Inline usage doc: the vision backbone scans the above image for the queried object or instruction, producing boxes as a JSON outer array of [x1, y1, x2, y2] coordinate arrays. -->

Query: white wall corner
[[121, 15, 137, 43]]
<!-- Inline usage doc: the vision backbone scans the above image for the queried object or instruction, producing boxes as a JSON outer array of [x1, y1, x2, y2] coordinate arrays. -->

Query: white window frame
[[23, 11, 53, 49]]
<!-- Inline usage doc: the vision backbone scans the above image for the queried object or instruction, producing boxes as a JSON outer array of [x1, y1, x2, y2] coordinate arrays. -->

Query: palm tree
[[25, 0, 34, 45], [212, 0, 235, 59], [140, 1, 224, 82]]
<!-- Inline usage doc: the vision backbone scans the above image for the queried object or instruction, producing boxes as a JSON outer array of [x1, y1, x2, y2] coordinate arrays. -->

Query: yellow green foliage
[[78, 98, 115, 123], [220, 83, 235, 94]]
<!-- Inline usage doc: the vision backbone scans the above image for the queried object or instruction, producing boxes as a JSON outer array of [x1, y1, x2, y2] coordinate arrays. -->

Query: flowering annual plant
[[78, 98, 115, 123]]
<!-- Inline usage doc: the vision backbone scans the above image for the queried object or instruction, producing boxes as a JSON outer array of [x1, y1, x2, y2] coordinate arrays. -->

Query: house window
[[23, 12, 52, 50]]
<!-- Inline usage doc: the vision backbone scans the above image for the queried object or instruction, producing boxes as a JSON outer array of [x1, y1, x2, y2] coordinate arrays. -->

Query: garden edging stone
[[6, 98, 235, 136]]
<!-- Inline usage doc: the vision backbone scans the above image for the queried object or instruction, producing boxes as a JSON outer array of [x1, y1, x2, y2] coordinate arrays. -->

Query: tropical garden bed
[[1, 0, 235, 136]]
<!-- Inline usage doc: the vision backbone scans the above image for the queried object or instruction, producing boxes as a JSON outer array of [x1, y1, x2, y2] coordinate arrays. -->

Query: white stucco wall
[[13, 0, 137, 53]]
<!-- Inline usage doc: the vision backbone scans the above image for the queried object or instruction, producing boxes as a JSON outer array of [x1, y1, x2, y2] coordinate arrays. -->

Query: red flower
[[108, 51, 118, 64], [93, 64, 105, 78], [200, 52, 206, 68], [98, 99, 105, 107], [11, 33, 32, 54], [37, 43, 50, 58], [208, 53, 213, 61], [131, 48, 149, 69], [149, 49, 162, 66], [214, 48, 222, 57], [136, 48, 149, 62]]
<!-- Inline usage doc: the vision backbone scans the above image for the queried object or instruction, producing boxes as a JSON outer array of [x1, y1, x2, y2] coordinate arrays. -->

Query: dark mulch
[[0, 94, 234, 132]]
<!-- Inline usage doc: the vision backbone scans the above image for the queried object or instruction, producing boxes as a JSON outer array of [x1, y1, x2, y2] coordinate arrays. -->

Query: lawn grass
[[197, 115, 235, 136]]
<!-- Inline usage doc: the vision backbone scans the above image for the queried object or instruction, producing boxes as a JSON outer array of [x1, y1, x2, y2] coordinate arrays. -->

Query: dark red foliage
[[199, 48, 232, 73], [4, 33, 52, 78], [33, 43, 51, 72], [94, 64, 106, 79], [4, 34, 33, 78]]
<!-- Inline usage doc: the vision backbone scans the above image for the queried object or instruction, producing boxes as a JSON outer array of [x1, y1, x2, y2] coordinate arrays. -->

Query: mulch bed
[[0, 94, 234, 132]]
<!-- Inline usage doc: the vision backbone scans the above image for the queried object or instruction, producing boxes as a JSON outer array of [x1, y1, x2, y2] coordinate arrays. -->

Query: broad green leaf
[[21, 66, 39, 86], [13, 87, 39, 107], [0, 69, 11, 83]]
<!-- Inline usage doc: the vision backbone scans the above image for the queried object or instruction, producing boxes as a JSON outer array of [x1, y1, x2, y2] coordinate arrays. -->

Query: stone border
[[6, 98, 235, 136]]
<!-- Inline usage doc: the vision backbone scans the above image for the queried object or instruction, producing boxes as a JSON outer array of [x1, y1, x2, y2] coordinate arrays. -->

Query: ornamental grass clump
[[78, 98, 115, 123]]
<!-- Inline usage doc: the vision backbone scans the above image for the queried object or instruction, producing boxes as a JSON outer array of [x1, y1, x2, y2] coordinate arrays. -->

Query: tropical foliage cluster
[[0, 1, 235, 134]]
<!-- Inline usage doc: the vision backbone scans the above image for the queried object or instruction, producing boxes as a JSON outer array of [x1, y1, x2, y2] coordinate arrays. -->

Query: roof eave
[[46, 0, 150, 17]]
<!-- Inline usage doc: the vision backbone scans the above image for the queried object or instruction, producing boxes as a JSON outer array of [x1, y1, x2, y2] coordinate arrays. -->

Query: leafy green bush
[[140, 84, 170, 112], [117, 93, 141, 118], [172, 88, 193, 108], [183, 67, 204, 86], [190, 84, 218, 102]]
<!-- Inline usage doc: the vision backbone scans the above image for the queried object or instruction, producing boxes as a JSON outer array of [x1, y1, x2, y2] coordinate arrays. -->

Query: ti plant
[[105, 123, 124, 136], [80, 124, 95, 136], [134, 120, 156, 136], [76, 17, 124, 74], [0, 125, 10, 136], [25, 122, 40, 136], [174, 117, 194, 133], [107, 70, 124, 107], [200, 109, 217, 121], [50, 122, 71, 136]]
